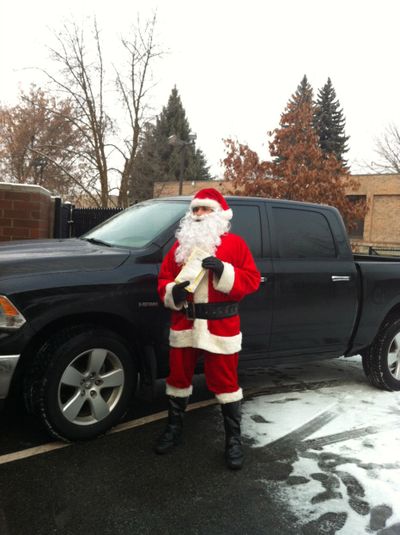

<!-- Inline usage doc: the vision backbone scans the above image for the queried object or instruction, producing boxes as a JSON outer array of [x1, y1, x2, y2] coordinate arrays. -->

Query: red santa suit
[[158, 198, 260, 403]]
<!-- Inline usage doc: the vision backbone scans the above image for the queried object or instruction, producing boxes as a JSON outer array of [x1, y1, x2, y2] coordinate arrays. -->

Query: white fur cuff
[[214, 262, 235, 294], [166, 383, 193, 397], [164, 282, 184, 311], [216, 388, 243, 404]]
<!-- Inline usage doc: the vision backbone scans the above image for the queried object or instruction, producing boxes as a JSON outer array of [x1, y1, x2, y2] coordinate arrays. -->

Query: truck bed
[[354, 254, 400, 263]]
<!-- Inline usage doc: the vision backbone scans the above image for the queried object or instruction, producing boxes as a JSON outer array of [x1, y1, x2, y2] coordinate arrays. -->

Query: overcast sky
[[1, 0, 399, 178]]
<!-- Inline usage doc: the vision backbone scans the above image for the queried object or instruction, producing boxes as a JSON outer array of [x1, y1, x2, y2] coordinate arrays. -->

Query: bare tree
[[43, 19, 111, 206], [41, 15, 160, 207], [372, 124, 400, 174], [0, 85, 97, 202], [115, 14, 161, 207]]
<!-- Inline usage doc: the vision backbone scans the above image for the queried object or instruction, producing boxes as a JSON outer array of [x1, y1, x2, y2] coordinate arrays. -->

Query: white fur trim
[[164, 282, 184, 311], [213, 262, 235, 294], [169, 322, 242, 354], [221, 208, 233, 220], [190, 199, 232, 220], [166, 383, 193, 397], [190, 198, 221, 211], [169, 329, 194, 347], [216, 388, 243, 404]]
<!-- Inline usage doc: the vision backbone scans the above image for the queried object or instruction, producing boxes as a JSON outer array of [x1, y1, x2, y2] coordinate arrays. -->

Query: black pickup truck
[[1, 196, 400, 441]]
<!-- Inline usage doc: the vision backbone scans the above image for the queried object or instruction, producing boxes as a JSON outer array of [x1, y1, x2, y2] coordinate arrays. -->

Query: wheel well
[[383, 304, 400, 325], [357, 304, 400, 356], [12, 313, 144, 393]]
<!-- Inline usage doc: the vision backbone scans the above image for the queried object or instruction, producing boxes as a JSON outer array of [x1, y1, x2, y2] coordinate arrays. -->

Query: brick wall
[[346, 174, 400, 248], [0, 183, 53, 241]]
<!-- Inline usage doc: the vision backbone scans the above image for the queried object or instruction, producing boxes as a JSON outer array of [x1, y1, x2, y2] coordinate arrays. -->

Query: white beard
[[175, 210, 231, 264]]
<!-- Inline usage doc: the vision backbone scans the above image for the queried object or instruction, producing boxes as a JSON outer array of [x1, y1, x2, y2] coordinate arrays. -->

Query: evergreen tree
[[290, 74, 313, 108], [131, 87, 211, 201], [223, 79, 366, 230], [267, 92, 345, 203], [314, 78, 349, 164], [130, 123, 163, 202], [272, 75, 314, 163]]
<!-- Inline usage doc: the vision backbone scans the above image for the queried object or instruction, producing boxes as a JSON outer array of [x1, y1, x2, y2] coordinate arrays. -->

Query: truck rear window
[[272, 207, 336, 258]]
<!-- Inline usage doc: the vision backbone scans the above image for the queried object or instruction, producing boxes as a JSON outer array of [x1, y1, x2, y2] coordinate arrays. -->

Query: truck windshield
[[82, 200, 188, 248]]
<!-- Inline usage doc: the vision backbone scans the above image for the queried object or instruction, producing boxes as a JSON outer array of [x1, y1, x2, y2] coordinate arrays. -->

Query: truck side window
[[273, 207, 336, 258], [230, 205, 262, 257]]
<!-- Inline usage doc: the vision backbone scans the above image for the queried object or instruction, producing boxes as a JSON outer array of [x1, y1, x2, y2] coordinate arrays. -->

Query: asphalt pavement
[[1, 358, 396, 535], [0, 400, 298, 535]]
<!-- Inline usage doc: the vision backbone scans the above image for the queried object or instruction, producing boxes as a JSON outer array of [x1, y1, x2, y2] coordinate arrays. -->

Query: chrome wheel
[[387, 333, 400, 380], [58, 348, 125, 426]]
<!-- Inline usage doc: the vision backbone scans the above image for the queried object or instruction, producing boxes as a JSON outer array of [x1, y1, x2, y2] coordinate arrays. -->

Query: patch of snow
[[242, 390, 339, 447], [242, 357, 400, 534]]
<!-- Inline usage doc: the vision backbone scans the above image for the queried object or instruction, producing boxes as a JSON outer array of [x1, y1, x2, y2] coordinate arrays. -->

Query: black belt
[[183, 302, 239, 320]]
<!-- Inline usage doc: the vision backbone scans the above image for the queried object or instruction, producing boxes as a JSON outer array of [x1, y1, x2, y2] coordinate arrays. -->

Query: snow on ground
[[241, 356, 400, 534]]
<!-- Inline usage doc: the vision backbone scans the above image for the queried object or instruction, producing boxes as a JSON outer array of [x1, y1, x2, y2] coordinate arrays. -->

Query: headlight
[[0, 296, 26, 330]]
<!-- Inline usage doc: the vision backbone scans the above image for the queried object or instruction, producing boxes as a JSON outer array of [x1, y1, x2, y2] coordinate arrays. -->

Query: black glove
[[202, 256, 224, 278], [172, 280, 190, 305]]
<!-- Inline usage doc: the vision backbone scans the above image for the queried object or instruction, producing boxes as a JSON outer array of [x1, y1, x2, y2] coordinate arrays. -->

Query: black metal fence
[[54, 199, 123, 238], [73, 207, 123, 237]]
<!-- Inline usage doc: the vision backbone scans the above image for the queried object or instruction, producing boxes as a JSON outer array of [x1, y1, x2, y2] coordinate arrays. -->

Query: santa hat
[[190, 188, 233, 220]]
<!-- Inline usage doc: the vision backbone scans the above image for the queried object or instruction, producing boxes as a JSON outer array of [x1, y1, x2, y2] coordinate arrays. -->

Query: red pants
[[166, 347, 243, 403]]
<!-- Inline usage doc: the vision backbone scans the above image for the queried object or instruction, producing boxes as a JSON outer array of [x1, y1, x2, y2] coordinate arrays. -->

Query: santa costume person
[[156, 188, 260, 469]]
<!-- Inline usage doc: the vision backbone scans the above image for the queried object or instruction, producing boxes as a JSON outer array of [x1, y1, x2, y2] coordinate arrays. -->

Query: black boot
[[155, 396, 189, 454], [221, 401, 244, 470]]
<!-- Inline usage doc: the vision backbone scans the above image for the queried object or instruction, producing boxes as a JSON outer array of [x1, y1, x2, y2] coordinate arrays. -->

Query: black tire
[[24, 326, 137, 441], [362, 316, 400, 391]]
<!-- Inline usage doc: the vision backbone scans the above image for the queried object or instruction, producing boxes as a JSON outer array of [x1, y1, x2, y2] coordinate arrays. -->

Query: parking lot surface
[[1, 357, 400, 535]]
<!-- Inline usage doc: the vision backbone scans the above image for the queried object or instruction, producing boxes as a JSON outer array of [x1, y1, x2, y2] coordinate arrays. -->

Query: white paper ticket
[[175, 247, 209, 293]]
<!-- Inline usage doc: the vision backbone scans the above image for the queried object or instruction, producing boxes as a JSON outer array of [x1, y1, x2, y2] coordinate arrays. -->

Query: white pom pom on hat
[[190, 188, 233, 220]]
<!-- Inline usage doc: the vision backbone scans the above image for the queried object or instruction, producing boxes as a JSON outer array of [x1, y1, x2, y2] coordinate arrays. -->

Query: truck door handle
[[331, 275, 351, 282]]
